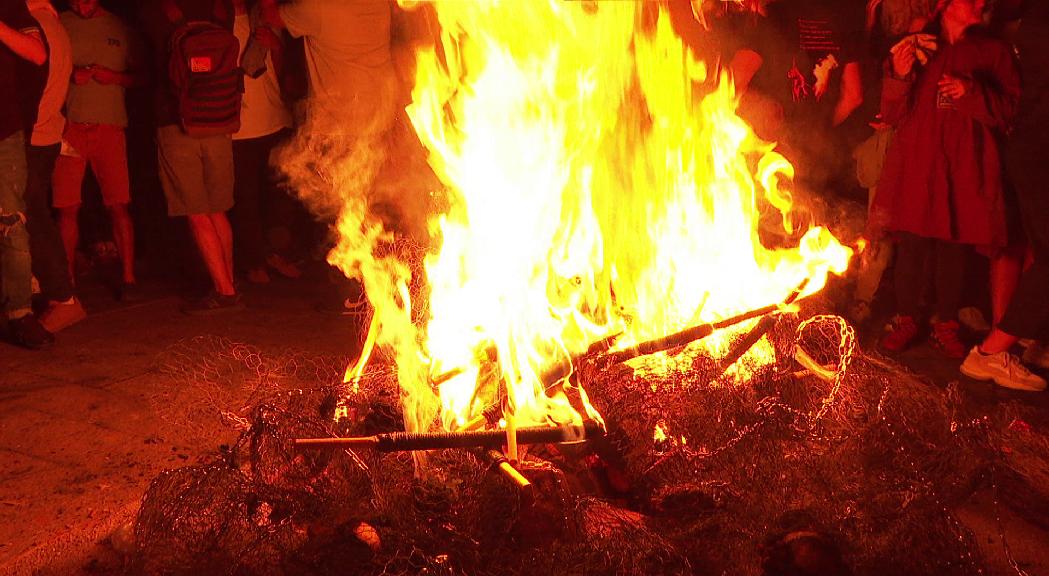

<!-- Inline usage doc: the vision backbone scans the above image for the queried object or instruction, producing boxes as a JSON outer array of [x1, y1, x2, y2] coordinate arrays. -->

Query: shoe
[[958, 306, 991, 334], [315, 296, 369, 316], [266, 254, 303, 279], [880, 315, 919, 353], [118, 282, 145, 303], [39, 298, 87, 333], [1022, 341, 1049, 371], [181, 292, 245, 315], [930, 319, 967, 359], [961, 347, 1047, 392], [8, 314, 55, 350], [246, 268, 271, 284]]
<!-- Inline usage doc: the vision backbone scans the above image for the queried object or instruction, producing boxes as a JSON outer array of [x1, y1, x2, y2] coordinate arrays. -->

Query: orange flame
[[340, 1, 850, 434]]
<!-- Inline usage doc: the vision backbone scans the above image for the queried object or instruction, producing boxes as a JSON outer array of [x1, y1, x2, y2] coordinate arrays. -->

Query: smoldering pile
[[130, 307, 1049, 576]]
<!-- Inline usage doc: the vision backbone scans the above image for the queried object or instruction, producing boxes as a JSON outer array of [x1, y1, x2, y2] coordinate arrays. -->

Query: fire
[[340, 1, 850, 434]]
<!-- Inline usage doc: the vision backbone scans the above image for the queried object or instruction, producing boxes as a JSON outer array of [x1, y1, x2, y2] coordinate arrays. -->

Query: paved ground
[[0, 274, 365, 575], [1, 275, 1048, 575]]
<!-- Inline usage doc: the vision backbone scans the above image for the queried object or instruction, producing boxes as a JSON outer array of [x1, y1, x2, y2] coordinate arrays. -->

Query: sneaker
[[315, 296, 368, 317], [1022, 341, 1049, 371], [961, 347, 1047, 392], [266, 254, 303, 279], [8, 314, 55, 350], [118, 282, 145, 303], [246, 268, 271, 284], [958, 306, 991, 334], [39, 298, 87, 333], [930, 319, 967, 359], [880, 315, 919, 353], [180, 292, 245, 316]]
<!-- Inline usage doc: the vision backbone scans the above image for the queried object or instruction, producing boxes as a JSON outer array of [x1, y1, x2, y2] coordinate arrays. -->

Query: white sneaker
[[961, 347, 1047, 392], [1022, 341, 1049, 371]]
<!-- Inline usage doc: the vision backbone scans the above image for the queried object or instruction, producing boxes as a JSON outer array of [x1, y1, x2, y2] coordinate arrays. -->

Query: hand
[[253, 26, 281, 50], [889, 37, 917, 78], [90, 65, 122, 86], [938, 74, 972, 100], [72, 66, 94, 85]]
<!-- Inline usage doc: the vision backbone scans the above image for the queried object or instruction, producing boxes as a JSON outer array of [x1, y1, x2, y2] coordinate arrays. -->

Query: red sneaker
[[930, 319, 967, 359], [880, 315, 919, 353]]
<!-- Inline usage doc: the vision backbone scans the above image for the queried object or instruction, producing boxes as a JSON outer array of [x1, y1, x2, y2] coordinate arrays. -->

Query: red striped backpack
[[164, 0, 242, 137]]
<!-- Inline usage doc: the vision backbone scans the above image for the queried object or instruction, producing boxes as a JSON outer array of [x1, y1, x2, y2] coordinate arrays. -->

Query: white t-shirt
[[279, 0, 398, 135], [233, 13, 292, 140]]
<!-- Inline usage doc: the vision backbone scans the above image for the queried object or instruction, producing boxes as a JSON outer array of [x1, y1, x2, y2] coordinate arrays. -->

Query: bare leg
[[108, 203, 136, 284], [209, 212, 234, 287], [990, 245, 1026, 326], [57, 205, 80, 285], [980, 327, 1020, 355], [188, 213, 236, 296]]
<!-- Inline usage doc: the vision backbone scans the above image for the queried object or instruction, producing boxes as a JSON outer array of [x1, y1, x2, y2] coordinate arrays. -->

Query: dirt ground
[[1, 275, 1048, 575]]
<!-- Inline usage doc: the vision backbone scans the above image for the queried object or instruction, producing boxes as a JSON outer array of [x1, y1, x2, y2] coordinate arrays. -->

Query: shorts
[[156, 124, 234, 216], [52, 123, 130, 209]]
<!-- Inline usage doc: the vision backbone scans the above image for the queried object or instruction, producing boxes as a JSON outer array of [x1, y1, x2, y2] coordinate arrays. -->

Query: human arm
[[729, 49, 762, 94], [948, 44, 1021, 130], [90, 65, 143, 88], [0, 21, 46, 65], [831, 61, 863, 126]]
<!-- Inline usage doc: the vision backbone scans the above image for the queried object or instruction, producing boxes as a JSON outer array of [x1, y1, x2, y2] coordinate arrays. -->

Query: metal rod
[[295, 420, 604, 452]]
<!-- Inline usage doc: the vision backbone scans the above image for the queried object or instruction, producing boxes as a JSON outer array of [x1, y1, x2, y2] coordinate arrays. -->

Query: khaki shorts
[[156, 124, 234, 216]]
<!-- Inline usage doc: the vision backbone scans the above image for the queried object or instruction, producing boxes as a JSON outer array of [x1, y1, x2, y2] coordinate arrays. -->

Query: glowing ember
[[339, 1, 850, 434]]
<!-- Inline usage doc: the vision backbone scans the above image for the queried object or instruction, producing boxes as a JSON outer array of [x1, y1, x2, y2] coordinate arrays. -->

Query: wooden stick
[[295, 420, 604, 452]]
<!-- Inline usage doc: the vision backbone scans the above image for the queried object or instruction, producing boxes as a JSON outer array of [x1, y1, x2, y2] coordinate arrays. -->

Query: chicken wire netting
[[133, 309, 1048, 576]]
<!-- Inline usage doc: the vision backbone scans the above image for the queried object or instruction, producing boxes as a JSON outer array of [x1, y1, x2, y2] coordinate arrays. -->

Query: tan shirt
[[232, 13, 291, 140], [29, 5, 72, 146], [60, 10, 139, 127], [280, 0, 398, 135]]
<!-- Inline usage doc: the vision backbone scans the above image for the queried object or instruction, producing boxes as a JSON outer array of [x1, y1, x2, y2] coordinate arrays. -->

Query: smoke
[[271, 8, 444, 434]]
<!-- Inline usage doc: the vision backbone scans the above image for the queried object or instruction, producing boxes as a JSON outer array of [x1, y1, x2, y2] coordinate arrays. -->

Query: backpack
[[164, 0, 242, 137]]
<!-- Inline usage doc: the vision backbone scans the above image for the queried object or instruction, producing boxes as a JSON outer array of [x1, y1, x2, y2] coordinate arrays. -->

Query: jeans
[[0, 132, 32, 316], [25, 143, 74, 302]]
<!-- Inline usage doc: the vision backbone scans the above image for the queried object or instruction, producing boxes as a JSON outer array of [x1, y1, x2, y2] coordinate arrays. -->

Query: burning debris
[[133, 310, 1049, 576], [126, 2, 1046, 575]]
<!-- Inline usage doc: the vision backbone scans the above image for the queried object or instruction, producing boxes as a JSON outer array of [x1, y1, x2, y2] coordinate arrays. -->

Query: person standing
[[25, 0, 86, 333], [1, 0, 51, 349], [141, 0, 243, 314], [52, 0, 141, 300], [872, 0, 1021, 358], [960, 0, 1048, 392], [260, 0, 399, 315], [230, 0, 294, 285]]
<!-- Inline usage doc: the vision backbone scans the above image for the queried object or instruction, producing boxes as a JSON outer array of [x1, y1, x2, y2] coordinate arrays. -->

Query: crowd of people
[[2, 0, 382, 350], [1, 0, 1047, 392], [670, 0, 1047, 392]]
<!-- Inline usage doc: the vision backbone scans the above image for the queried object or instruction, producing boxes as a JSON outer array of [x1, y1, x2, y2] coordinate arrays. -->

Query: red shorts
[[52, 123, 131, 209]]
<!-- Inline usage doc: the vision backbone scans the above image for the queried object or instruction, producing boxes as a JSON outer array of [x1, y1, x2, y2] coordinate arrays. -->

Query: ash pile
[[131, 307, 1049, 576]]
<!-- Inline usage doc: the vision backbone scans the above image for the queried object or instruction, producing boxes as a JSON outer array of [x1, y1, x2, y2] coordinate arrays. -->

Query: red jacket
[[871, 27, 1020, 248]]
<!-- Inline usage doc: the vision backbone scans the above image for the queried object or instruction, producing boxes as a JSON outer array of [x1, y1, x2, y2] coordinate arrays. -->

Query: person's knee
[[107, 203, 131, 220]]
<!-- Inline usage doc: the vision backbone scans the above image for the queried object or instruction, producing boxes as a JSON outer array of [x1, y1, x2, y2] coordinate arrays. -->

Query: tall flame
[[340, 1, 850, 434]]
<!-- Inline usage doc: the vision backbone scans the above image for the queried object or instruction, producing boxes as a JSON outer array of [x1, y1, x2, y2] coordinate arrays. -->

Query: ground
[[1, 275, 1048, 575]]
